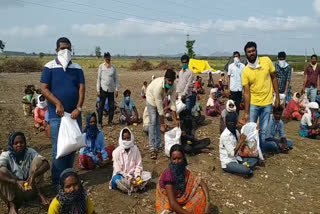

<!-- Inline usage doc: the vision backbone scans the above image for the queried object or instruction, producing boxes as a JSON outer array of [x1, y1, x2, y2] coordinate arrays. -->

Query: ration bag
[[176, 98, 186, 114], [164, 127, 181, 157], [56, 112, 86, 159], [240, 122, 264, 160]]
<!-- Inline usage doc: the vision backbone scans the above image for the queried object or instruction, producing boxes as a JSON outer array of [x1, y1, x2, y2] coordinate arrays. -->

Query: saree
[[156, 169, 206, 214]]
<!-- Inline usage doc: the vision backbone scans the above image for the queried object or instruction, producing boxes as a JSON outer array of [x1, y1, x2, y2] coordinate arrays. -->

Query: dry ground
[[0, 69, 319, 214]]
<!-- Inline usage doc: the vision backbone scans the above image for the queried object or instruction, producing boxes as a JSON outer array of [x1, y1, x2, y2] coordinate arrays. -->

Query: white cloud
[[72, 15, 315, 38], [314, 0, 320, 15], [0, 25, 50, 37]]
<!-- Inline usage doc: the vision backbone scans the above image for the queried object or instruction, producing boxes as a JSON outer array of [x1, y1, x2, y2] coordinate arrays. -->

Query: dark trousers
[[182, 138, 211, 154], [230, 91, 242, 115], [98, 89, 114, 124]]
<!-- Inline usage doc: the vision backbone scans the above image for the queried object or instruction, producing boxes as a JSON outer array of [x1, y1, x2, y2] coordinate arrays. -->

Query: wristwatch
[[77, 107, 82, 112]]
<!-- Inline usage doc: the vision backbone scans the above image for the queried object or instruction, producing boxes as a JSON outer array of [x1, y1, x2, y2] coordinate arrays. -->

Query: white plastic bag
[[56, 112, 86, 159], [164, 127, 181, 157], [175, 98, 186, 114], [273, 93, 286, 106], [240, 122, 264, 160]]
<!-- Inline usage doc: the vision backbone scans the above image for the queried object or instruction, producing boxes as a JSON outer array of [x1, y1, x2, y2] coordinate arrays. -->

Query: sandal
[[150, 151, 157, 160]]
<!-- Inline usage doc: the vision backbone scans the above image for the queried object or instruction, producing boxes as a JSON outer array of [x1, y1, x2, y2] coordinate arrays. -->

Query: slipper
[[150, 151, 157, 160]]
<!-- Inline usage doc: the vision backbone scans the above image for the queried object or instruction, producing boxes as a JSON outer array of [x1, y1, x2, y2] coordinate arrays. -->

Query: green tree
[[95, 46, 101, 58], [0, 40, 5, 52], [39, 52, 45, 58], [186, 40, 196, 58]]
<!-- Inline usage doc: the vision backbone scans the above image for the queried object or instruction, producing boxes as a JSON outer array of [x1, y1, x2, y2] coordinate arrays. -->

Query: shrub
[[156, 60, 180, 71], [129, 58, 153, 71], [1, 58, 42, 73]]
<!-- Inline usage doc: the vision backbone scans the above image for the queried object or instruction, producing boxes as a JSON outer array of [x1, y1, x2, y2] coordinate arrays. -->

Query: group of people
[[2, 37, 320, 213]]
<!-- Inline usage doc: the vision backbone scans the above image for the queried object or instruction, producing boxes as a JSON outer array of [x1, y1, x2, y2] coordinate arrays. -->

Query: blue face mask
[[182, 64, 188, 70], [165, 82, 173, 89], [124, 96, 130, 104]]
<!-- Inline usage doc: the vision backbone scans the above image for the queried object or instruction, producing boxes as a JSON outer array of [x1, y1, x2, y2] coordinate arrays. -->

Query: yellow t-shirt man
[[48, 197, 94, 214], [241, 57, 275, 106]]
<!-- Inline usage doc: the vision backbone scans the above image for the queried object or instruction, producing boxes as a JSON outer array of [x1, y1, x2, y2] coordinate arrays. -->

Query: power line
[[15, 0, 200, 33]]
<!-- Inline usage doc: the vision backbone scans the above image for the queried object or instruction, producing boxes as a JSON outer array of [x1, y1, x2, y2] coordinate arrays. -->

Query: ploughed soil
[[0, 69, 319, 214]]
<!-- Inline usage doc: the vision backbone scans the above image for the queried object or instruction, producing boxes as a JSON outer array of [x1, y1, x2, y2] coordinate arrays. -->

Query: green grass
[[0, 55, 310, 72]]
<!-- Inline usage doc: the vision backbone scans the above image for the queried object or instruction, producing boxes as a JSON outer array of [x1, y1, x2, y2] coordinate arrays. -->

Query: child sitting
[[34, 95, 48, 131], [264, 106, 293, 153], [119, 90, 140, 125], [206, 88, 224, 117], [110, 128, 151, 194], [141, 81, 147, 99], [22, 87, 34, 116], [299, 102, 320, 138]]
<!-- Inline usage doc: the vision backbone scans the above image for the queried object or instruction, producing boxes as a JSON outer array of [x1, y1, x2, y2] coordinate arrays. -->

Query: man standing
[[227, 51, 245, 114], [304, 54, 320, 102], [146, 69, 179, 160], [176, 55, 195, 112], [97, 52, 119, 127], [275, 51, 292, 98], [242, 41, 280, 149], [40, 37, 85, 187]]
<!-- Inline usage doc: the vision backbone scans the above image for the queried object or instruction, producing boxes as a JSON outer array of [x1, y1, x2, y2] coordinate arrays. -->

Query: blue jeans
[[49, 115, 82, 186], [223, 157, 258, 176], [306, 86, 317, 102], [249, 104, 272, 148], [147, 103, 161, 151], [262, 139, 293, 153], [111, 174, 124, 189], [185, 94, 196, 112]]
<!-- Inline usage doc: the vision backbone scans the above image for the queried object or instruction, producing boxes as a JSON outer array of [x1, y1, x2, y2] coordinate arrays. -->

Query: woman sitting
[[48, 168, 96, 214], [0, 132, 50, 214], [219, 113, 259, 177], [110, 128, 151, 194], [78, 113, 109, 170], [284, 92, 305, 120], [299, 102, 320, 138], [156, 144, 211, 214], [194, 76, 205, 94], [207, 72, 214, 87], [34, 95, 48, 131], [206, 88, 224, 117]]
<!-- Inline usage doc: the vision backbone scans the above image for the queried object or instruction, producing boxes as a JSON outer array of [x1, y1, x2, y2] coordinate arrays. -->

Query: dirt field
[[0, 68, 319, 214]]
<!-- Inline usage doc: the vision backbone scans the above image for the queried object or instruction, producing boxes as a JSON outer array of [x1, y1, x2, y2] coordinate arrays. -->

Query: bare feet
[[8, 202, 18, 214], [38, 192, 50, 207]]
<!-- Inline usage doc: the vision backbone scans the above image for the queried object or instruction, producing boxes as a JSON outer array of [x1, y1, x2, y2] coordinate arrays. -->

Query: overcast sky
[[0, 0, 319, 56]]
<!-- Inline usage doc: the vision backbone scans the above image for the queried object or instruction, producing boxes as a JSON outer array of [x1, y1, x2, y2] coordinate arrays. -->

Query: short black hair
[[233, 51, 240, 56], [56, 37, 71, 50], [181, 54, 190, 63], [169, 144, 185, 158], [35, 89, 41, 94], [164, 69, 176, 81], [278, 51, 286, 59], [244, 41, 257, 52], [123, 89, 131, 96], [39, 95, 46, 102], [311, 54, 317, 59], [122, 128, 131, 138], [104, 52, 111, 58], [143, 81, 147, 85], [273, 106, 284, 114], [24, 88, 33, 95]]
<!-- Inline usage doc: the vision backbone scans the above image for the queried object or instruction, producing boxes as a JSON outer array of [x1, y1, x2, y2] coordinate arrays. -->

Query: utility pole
[[305, 48, 307, 63], [312, 48, 316, 55]]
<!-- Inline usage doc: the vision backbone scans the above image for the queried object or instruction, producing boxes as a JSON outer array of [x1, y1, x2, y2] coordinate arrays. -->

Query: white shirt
[[301, 112, 312, 126], [228, 62, 245, 92], [96, 63, 119, 93], [219, 128, 242, 168]]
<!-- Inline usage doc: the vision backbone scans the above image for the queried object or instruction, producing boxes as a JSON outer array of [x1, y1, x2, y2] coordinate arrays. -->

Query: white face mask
[[234, 57, 240, 63], [278, 60, 288, 68], [57, 49, 72, 71]]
